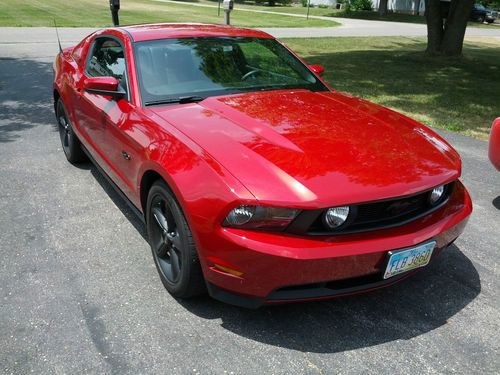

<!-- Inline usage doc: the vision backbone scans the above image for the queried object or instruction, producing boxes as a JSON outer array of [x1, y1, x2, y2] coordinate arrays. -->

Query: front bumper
[[197, 181, 472, 308]]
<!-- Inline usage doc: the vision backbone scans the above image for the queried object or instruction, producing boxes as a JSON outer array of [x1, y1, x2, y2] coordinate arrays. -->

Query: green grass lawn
[[0, 0, 335, 27], [283, 36, 500, 139]]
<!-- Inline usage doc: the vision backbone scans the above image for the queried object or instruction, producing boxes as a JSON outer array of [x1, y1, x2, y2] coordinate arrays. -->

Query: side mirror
[[84, 76, 125, 98], [309, 64, 325, 76]]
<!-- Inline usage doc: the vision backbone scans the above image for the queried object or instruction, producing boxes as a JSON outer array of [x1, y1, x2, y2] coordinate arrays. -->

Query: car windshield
[[134, 37, 329, 105]]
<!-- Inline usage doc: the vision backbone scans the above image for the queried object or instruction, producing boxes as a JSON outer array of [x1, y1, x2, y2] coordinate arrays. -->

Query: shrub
[[350, 0, 373, 11]]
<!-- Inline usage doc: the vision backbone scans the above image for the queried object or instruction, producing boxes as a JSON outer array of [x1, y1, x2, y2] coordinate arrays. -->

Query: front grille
[[286, 182, 453, 235], [352, 192, 429, 227]]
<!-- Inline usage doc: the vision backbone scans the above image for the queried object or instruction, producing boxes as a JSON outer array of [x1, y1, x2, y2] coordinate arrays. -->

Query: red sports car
[[53, 23, 472, 308], [489, 118, 500, 171]]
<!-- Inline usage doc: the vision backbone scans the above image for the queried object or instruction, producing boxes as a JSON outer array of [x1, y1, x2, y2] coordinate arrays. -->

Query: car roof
[[116, 23, 273, 42]]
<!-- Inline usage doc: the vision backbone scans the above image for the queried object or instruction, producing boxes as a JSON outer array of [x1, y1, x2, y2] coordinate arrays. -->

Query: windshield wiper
[[145, 96, 205, 106]]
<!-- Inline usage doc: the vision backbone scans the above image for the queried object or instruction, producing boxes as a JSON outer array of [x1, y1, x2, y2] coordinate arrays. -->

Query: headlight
[[429, 185, 445, 205], [324, 206, 350, 229], [223, 205, 300, 230]]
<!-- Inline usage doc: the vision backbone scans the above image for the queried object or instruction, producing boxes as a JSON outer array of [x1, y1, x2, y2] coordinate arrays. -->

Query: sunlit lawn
[[0, 0, 336, 27], [283, 36, 500, 139]]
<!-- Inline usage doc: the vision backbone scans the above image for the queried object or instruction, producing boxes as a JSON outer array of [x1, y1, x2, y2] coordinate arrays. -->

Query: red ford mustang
[[53, 23, 472, 308]]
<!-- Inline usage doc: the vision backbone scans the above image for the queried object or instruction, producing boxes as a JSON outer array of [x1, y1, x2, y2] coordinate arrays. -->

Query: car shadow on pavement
[[178, 244, 480, 353]]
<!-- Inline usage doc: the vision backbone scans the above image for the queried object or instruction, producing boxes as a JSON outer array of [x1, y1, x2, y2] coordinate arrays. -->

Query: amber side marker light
[[213, 264, 244, 277]]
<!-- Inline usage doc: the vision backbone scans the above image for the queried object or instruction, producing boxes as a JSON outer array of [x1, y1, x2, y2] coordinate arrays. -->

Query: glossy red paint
[[53, 23, 472, 307], [83, 76, 120, 92], [489, 118, 500, 171], [308, 64, 324, 76]]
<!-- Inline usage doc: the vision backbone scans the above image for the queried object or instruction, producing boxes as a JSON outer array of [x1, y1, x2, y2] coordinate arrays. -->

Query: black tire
[[146, 180, 205, 298], [56, 99, 87, 164], [478, 15, 485, 23]]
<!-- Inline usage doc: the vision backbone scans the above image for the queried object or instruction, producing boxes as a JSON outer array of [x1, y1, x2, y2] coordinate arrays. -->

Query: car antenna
[[54, 19, 63, 54]]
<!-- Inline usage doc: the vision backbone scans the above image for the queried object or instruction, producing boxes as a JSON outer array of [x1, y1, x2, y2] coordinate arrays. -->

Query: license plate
[[383, 241, 436, 279]]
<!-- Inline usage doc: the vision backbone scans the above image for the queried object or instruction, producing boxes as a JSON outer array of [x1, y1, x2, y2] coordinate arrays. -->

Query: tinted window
[[134, 37, 328, 105], [87, 37, 126, 80]]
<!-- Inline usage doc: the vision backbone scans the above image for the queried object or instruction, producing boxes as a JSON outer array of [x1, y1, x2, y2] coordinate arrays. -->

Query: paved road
[[0, 35, 499, 374], [1, 20, 500, 60]]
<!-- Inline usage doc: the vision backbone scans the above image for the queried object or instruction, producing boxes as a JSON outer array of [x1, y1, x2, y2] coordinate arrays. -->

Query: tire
[[146, 180, 205, 298], [56, 99, 87, 164], [478, 15, 485, 23]]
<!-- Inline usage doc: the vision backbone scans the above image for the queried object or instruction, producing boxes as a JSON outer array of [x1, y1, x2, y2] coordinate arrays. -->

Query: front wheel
[[56, 99, 86, 164], [146, 180, 205, 298]]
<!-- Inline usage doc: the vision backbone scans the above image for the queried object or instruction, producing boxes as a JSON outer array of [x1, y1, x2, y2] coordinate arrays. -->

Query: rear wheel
[[56, 99, 86, 164], [146, 180, 205, 298]]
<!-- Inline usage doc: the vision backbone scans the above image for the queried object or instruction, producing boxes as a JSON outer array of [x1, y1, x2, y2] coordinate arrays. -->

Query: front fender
[[138, 139, 256, 244]]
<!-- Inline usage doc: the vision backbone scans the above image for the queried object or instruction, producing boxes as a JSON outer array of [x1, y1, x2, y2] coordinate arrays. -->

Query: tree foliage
[[477, 0, 500, 9], [350, 0, 373, 11]]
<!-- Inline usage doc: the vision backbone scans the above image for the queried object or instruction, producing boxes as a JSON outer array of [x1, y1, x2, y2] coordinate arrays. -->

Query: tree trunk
[[441, 0, 474, 55], [379, 0, 388, 15], [425, 0, 444, 55], [425, 0, 474, 56]]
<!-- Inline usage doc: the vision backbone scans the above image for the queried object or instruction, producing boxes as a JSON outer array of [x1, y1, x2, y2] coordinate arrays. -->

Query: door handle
[[121, 151, 131, 160]]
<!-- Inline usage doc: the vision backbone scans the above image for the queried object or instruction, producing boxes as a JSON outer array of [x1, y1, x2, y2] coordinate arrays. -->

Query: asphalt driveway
[[0, 38, 499, 374]]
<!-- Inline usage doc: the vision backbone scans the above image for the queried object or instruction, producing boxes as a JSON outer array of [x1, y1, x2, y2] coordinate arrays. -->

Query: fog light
[[225, 205, 255, 226], [324, 206, 350, 229], [429, 185, 445, 205]]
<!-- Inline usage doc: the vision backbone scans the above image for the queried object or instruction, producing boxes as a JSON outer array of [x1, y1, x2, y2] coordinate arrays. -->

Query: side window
[[87, 37, 126, 81]]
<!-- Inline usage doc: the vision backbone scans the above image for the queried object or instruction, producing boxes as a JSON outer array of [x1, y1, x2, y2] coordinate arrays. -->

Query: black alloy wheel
[[56, 99, 86, 164], [146, 180, 205, 298]]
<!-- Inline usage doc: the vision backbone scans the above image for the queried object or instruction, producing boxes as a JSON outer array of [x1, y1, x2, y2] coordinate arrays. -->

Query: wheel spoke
[[167, 231, 182, 250], [152, 207, 169, 233], [170, 248, 181, 281], [155, 241, 169, 258], [64, 131, 70, 147]]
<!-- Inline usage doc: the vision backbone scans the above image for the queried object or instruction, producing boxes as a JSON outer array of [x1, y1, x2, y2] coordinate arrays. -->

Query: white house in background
[[308, 0, 427, 14], [309, 0, 338, 6], [371, 0, 426, 14]]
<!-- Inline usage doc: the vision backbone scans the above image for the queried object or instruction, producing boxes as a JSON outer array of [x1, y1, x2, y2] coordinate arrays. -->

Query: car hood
[[148, 90, 461, 207]]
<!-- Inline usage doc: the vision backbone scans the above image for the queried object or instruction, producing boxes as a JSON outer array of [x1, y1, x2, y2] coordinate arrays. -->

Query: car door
[[75, 36, 126, 166], [73, 35, 141, 200]]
